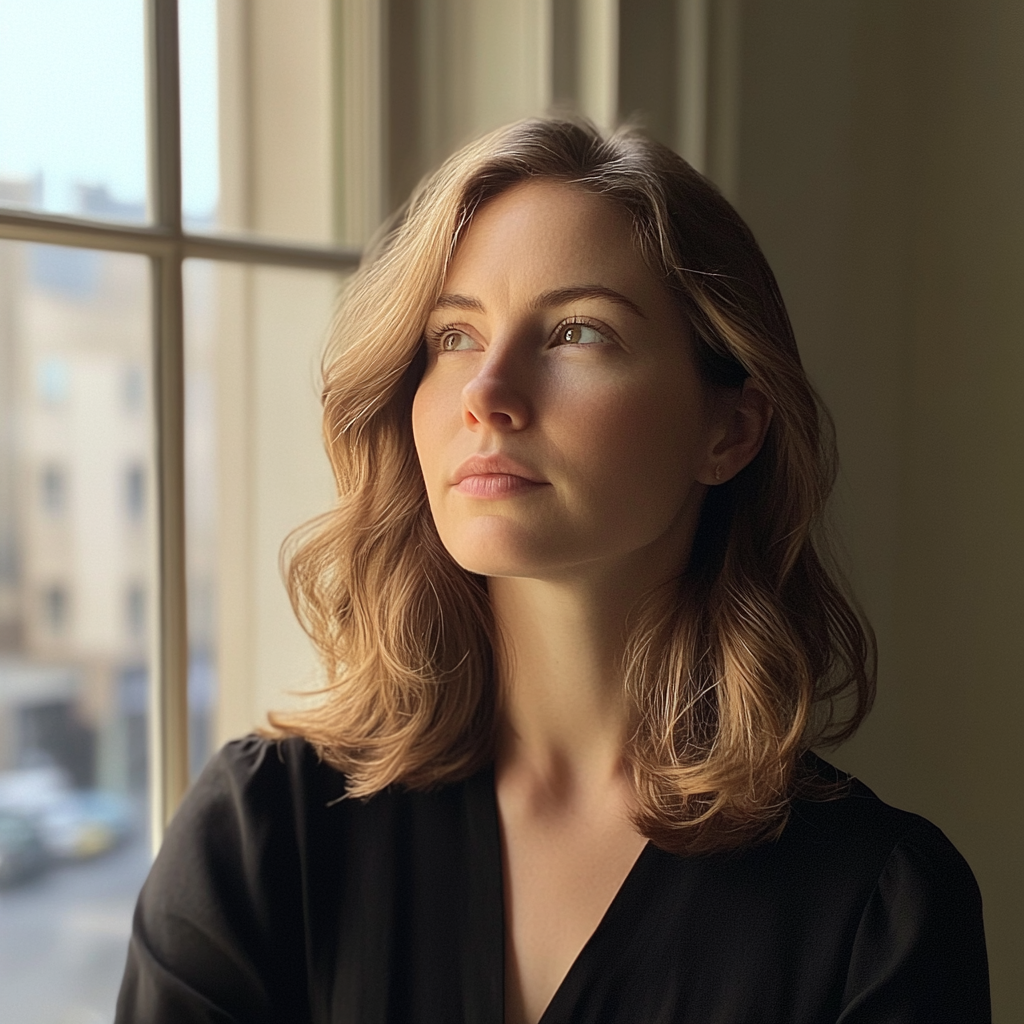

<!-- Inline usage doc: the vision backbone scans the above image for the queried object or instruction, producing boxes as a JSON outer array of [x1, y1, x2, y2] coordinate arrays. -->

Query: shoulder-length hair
[[272, 116, 875, 856]]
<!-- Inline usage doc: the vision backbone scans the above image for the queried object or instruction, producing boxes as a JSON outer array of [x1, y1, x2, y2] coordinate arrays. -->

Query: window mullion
[[148, 0, 189, 848], [151, 0, 183, 236], [0, 207, 359, 270]]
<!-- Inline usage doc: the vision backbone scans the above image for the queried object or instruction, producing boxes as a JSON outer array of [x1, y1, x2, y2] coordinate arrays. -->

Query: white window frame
[[0, 0, 359, 847]]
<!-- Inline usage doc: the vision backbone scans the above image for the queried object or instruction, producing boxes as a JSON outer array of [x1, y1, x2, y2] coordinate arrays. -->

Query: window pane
[[180, 0, 219, 229], [0, 0, 149, 223], [0, 241, 153, 1022], [184, 0, 340, 245], [184, 259, 343, 778]]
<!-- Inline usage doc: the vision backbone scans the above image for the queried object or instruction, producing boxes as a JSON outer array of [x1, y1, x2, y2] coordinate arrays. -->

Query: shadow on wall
[[713, 2, 1022, 1021]]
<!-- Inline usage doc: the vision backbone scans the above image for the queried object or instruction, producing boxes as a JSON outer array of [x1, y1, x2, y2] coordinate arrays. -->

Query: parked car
[[38, 790, 136, 860], [0, 768, 137, 861], [0, 810, 48, 887]]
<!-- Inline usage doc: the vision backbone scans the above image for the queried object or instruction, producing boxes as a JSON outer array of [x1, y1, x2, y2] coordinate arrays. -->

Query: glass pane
[[183, 259, 343, 778], [180, 0, 219, 229], [0, 0, 148, 223], [183, 0, 339, 246], [0, 241, 153, 1022]]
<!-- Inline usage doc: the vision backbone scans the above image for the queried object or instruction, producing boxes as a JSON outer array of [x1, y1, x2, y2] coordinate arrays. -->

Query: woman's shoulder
[[200, 732, 345, 799], [775, 755, 991, 1021], [116, 736, 333, 1021], [166, 734, 346, 844], [644, 753, 990, 1021], [763, 753, 986, 965], [203, 731, 336, 785], [784, 752, 973, 874], [160, 732, 345, 884], [181, 734, 496, 863]]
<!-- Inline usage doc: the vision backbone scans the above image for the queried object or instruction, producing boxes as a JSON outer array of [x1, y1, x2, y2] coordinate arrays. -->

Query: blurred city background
[[0, 1, 1020, 1022]]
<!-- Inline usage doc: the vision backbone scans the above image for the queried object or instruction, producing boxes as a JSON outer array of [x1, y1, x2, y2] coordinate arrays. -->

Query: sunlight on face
[[412, 180, 720, 586]]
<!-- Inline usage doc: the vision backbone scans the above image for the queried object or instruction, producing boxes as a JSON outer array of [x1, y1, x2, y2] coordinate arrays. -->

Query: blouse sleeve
[[115, 738, 310, 1024], [837, 818, 991, 1024]]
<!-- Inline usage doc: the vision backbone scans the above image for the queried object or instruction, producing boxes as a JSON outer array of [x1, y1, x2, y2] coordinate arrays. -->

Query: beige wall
[[386, 0, 560, 210], [211, 0, 342, 744], [731, 3, 1023, 1019]]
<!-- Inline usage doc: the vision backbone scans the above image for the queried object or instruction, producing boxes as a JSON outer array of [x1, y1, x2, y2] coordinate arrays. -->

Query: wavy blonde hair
[[272, 117, 875, 855]]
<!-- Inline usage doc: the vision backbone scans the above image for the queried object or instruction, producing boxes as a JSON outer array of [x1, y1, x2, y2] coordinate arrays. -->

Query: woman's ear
[[697, 380, 773, 485]]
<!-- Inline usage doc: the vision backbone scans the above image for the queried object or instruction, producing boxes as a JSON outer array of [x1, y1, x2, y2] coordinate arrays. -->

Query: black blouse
[[115, 736, 990, 1023]]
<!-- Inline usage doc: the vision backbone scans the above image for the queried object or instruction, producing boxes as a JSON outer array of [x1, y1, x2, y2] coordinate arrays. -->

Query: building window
[[126, 582, 146, 641], [124, 463, 145, 521], [36, 356, 70, 406], [42, 584, 69, 634], [40, 463, 68, 516]]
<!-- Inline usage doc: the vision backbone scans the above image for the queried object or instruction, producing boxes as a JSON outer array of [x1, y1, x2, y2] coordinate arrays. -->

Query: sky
[[0, 0, 218, 221]]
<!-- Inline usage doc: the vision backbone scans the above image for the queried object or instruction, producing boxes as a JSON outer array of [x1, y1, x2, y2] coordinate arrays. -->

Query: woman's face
[[412, 180, 727, 586]]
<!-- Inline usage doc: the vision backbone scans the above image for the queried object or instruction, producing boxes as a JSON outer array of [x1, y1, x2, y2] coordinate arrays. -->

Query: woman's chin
[[441, 531, 571, 580], [449, 550, 550, 579]]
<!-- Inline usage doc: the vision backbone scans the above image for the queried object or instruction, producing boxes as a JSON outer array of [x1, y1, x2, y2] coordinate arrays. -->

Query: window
[[42, 584, 69, 634], [36, 356, 70, 406], [0, 0, 357, 844], [0, 4, 355, 1020], [40, 463, 68, 516], [124, 463, 146, 521], [126, 581, 147, 641]]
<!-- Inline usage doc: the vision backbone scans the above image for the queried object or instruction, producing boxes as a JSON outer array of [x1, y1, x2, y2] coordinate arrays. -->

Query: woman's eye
[[559, 323, 604, 346], [439, 330, 474, 352]]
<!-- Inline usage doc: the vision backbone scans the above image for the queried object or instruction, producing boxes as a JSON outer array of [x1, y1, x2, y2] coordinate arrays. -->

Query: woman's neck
[[491, 572, 639, 798], [488, 505, 700, 798]]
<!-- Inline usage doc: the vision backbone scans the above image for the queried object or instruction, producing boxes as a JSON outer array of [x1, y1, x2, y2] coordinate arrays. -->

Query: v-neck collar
[[473, 763, 656, 1024], [535, 841, 656, 1024]]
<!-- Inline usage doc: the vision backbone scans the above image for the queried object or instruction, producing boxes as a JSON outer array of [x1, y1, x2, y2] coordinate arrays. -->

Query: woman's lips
[[454, 473, 547, 498], [451, 454, 548, 498]]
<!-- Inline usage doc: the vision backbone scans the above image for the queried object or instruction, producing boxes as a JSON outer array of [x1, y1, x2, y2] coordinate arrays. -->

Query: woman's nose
[[461, 345, 532, 432]]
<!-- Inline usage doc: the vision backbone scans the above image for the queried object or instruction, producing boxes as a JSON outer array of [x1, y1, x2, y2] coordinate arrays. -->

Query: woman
[[117, 118, 989, 1023]]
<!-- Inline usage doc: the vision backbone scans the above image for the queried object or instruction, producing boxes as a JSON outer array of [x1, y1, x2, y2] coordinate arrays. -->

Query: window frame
[[0, 0, 359, 848]]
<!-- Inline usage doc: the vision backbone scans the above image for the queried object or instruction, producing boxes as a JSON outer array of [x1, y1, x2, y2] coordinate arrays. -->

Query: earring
[[714, 464, 723, 483]]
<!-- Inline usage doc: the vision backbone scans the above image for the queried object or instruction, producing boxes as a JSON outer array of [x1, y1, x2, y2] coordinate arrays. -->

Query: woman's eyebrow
[[533, 286, 647, 318], [433, 286, 647, 318], [433, 293, 485, 312]]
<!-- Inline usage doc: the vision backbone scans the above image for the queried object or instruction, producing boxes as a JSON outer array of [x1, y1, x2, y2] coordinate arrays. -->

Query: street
[[0, 834, 150, 1024]]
